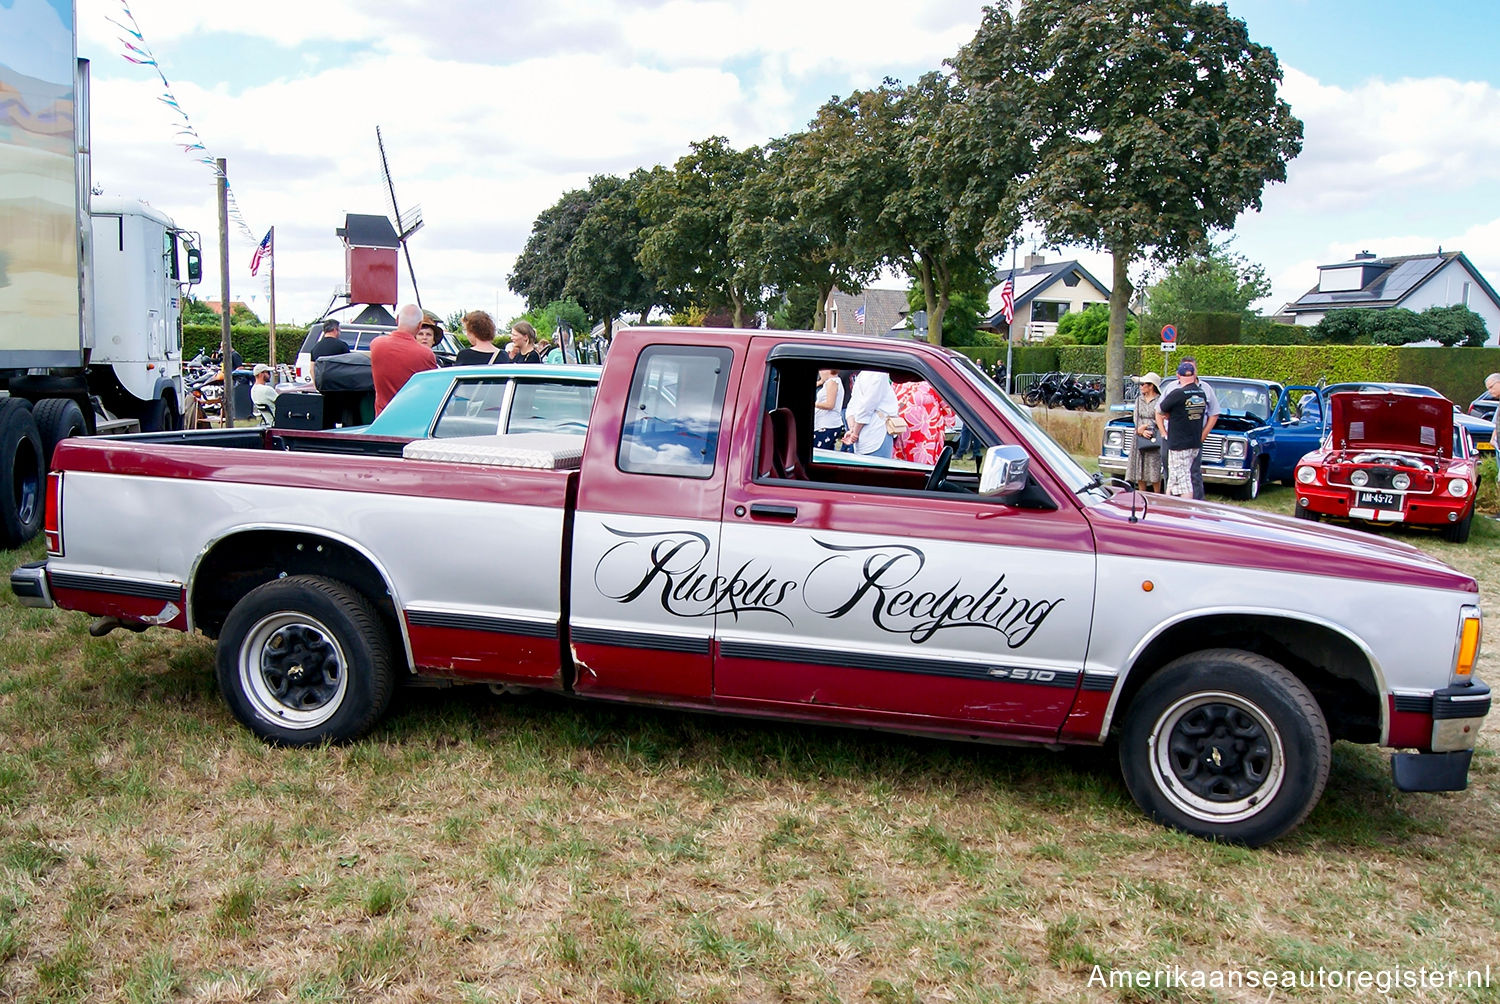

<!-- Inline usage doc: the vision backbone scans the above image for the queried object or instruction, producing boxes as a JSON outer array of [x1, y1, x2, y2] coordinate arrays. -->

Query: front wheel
[[1118, 649, 1330, 846], [1444, 505, 1473, 543], [216, 575, 397, 746], [1293, 504, 1320, 522], [1231, 459, 1265, 501]]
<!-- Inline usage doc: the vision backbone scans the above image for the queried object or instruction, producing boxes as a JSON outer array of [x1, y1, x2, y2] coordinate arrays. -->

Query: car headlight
[[1296, 465, 1317, 485], [1106, 430, 1123, 449], [1225, 439, 1247, 459], [1450, 478, 1471, 497], [1350, 469, 1369, 487], [1391, 473, 1411, 490]]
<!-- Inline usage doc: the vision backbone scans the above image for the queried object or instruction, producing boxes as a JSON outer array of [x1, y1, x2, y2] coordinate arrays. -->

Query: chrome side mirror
[[979, 444, 1030, 496]]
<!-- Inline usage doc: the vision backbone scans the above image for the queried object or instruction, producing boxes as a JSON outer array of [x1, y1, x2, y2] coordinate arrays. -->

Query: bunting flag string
[[108, 0, 263, 263]]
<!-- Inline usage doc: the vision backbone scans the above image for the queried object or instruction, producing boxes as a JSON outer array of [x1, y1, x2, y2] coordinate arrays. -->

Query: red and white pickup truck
[[11, 328, 1490, 845]]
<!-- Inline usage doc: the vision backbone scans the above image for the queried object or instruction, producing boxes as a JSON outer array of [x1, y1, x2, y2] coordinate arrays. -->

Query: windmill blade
[[375, 124, 422, 308]]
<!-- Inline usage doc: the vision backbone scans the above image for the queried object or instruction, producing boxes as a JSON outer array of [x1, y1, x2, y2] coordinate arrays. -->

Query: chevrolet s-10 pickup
[[10, 327, 1490, 846]]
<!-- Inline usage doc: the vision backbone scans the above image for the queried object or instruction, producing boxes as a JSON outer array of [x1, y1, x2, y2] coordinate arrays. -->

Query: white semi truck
[[1, 0, 201, 546]]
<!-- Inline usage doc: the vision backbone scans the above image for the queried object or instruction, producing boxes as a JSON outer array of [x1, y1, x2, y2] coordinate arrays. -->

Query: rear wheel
[[1118, 649, 1330, 846], [0, 400, 44, 548], [216, 575, 397, 746], [33, 398, 88, 467]]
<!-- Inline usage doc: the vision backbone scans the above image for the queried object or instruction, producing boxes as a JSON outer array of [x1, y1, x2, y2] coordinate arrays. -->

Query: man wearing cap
[[250, 363, 279, 425], [1179, 355, 1219, 500], [1155, 360, 1210, 498]]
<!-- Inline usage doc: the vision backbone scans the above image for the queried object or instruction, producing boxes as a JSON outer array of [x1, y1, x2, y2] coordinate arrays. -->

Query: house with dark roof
[[1282, 250, 1500, 344], [981, 255, 1113, 342], [823, 288, 910, 337]]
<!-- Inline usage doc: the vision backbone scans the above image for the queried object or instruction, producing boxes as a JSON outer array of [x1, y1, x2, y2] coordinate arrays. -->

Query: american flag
[[854, 305, 865, 327], [249, 229, 272, 277], [999, 274, 1015, 324]]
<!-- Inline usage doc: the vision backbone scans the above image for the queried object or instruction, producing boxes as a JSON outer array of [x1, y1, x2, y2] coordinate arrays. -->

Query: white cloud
[[1276, 67, 1500, 212]]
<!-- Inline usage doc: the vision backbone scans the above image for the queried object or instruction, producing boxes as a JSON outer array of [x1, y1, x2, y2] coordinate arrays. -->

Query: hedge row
[[965, 344, 1500, 404], [182, 323, 307, 365]]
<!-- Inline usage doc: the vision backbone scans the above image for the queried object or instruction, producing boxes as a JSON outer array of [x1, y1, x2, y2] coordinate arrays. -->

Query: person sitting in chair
[[250, 364, 279, 425]]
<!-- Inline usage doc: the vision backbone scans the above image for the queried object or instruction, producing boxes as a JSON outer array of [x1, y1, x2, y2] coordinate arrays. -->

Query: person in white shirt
[[250, 364, 279, 425], [812, 369, 846, 449], [842, 369, 898, 458]]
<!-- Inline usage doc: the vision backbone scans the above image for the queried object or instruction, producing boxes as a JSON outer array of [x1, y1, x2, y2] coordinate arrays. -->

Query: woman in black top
[[454, 310, 508, 366], [510, 320, 542, 364]]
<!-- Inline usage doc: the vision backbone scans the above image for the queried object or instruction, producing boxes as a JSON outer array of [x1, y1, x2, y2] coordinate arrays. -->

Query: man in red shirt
[[371, 303, 437, 414]]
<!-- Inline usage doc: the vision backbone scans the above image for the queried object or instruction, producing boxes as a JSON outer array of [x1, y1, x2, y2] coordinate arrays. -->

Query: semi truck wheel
[[216, 575, 396, 746], [0, 400, 44, 549], [33, 398, 88, 467], [1118, 649, 1330, 846], [140, 393, 180, 433]]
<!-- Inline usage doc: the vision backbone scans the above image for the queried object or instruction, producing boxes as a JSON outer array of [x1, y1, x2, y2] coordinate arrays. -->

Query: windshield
[[951, 355, 1096, 493]]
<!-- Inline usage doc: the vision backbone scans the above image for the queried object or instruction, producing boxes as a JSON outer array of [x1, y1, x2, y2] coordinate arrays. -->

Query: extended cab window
[[619, 346, 733, 478]]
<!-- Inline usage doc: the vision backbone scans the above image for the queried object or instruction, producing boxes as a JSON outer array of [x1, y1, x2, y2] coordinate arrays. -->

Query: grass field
[[1, 480, 1498, 1002]]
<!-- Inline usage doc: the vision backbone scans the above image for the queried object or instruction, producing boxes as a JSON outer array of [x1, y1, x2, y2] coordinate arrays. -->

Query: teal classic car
[[349, 364, 602, 439]]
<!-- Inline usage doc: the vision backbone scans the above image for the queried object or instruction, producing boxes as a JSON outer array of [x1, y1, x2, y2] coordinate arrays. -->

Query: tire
[[1022, 389, 1042, 407], [1231, 459, 1265, 501], [0, 400, 44, 549], [1444, 505, 1473, 544], [216, 575, 397, 746], [1118, 649, 1331, 846], [33, 398, 88, 467], [140, 393, 180, 433], [1293, 505, 1320, 522]]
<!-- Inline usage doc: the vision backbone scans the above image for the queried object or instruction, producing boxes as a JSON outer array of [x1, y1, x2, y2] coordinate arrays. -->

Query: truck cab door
[[711, 343, 1098, 740], [569, 340, 741, 703]]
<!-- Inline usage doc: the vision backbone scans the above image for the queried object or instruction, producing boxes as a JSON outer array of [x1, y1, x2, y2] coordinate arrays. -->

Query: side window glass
[[433, 379, 509, 438], [507, 381, 597, 435], [619, 346, 733, 478]]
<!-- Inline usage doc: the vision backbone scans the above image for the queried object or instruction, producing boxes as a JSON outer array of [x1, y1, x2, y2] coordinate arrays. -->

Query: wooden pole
[[216, 158, 235, 425], [267, 225, 277, 368]]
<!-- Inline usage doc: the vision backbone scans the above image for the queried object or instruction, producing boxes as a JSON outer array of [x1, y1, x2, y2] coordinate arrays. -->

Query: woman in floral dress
[[893, 379, 954, 465]]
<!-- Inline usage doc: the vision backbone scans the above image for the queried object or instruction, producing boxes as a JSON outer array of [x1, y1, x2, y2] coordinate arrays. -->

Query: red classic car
[[1294, 391, 1478, 542]]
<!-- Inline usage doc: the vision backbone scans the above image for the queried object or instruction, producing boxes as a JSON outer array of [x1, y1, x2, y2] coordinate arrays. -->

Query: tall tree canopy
[[508, 188, 592, 311], [565, 171, 659, 342], [996, 0, 1303, 402], [638, 137, 768, 328]]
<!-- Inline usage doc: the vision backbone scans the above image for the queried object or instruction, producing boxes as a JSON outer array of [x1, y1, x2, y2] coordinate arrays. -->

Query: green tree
[[182, 297, 218, 325], [808, 75, 1018, 344], [443, 310, 466, 332], [509, 188, 591, 311], [1053, 303, 1138, 345], [768, 285, 823, 330], [1310, 308, 1375, 344], [638, 137, 768, 327], [1421, 305, 1489, 347], [565, 171, 660, 342], [997, 0, 1303, 404], [513, 298, 590, 343], [1143, 244, 1271, 332], [229, 302, 261, 325]]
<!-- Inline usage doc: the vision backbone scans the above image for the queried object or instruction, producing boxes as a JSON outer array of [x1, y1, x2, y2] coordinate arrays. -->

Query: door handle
[[749, 502, 798, 521]]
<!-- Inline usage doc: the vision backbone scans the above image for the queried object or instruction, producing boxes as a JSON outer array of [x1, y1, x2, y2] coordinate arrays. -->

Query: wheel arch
[[1101, 608, 1387, 746], [188, 525, 413, 671]]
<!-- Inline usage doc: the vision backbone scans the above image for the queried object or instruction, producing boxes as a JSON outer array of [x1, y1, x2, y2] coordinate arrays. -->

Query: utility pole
[[216, 158, 235, 425], [266, 225, 277, 368]]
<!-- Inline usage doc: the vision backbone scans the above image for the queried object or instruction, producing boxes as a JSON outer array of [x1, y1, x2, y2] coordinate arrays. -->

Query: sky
[[54, 0, 1500, 329]]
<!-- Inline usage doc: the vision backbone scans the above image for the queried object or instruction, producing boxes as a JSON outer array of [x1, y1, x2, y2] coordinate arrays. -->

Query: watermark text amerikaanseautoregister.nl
[[1089, 963, 1493, 994]]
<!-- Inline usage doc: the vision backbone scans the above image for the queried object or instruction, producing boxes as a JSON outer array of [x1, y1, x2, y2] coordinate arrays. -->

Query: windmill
[[375, 125, 424, 309]]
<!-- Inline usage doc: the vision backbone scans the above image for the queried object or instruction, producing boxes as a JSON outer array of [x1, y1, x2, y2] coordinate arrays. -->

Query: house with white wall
[[981, 255, 1113, 342], [1282, 250, 1500, 344], [823, 288, 910, 337]]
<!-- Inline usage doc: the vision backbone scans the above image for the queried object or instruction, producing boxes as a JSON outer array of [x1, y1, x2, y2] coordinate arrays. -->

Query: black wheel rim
[[238, 612, 349, 729], [1150, 691, 1286, 823]]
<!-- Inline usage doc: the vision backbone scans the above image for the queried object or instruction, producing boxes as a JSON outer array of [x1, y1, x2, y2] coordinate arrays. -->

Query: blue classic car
[[1098, 377, 1323, 499]]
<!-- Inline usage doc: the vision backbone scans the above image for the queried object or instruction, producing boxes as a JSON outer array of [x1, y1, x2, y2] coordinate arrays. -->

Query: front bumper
[[10, 561, 54, 609], [1097, 455, 1252, 485], [1297, 488, 1471, 525], [1391, 680, 1490, 792]]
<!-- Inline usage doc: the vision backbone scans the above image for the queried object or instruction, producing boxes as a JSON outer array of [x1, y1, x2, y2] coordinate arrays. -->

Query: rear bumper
[[10, 561, 53, 609]]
